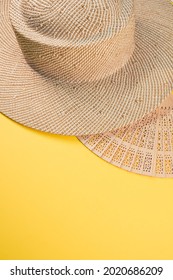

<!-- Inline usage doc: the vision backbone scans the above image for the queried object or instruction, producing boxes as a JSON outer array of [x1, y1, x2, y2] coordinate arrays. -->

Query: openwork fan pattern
[[78, 95, 173, 177]]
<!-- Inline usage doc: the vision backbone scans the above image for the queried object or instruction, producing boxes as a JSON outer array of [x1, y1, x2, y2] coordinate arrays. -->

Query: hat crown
[[10, 0, 135, 82], [20, 0, 132, 45]]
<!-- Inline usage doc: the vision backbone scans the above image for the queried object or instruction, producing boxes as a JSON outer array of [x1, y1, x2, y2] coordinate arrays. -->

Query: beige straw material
[[78, 94, 173, 178], [0, 0, 173, 135]]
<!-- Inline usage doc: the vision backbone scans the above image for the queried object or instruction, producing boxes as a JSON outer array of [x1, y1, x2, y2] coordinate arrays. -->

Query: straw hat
[[0, 0, 173, 135]]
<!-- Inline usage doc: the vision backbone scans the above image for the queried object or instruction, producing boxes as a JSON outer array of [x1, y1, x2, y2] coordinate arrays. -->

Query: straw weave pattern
[[0, 0, 173, 136], [10, 0, 135, 82]]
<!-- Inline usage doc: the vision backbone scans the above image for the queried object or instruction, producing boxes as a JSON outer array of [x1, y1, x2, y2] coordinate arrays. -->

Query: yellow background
[[0, 113, 173, 260]]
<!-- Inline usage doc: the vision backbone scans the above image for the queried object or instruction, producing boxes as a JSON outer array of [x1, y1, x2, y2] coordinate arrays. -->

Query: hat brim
[[0, 0, 173, 135], [78, 94, 173, 177]]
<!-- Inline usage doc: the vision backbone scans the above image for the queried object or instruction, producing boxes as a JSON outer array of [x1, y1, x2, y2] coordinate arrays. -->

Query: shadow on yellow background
[[0, 113, 173, 260]]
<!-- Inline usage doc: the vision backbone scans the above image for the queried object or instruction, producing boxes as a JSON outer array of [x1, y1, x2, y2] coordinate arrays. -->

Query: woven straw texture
[[0, 0, 173, 135], [78, 94, 173, 178]]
